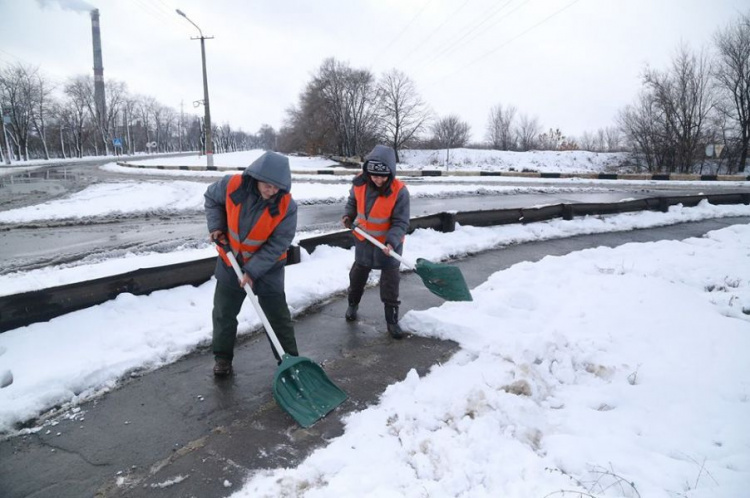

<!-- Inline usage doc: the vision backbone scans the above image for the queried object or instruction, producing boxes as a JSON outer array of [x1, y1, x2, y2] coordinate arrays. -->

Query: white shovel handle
[[353, 226, 414, 271], [223, 249, 286, 358]]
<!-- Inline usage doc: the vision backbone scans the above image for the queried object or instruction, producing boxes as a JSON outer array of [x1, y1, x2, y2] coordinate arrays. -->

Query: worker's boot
[[384, 305, 403, 339], [345, 302, 359, 322], [213, 357, 233, 377]]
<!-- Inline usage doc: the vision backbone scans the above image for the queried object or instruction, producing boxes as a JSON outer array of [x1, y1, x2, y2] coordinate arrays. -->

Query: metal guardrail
[[1, 192, 749, 332]]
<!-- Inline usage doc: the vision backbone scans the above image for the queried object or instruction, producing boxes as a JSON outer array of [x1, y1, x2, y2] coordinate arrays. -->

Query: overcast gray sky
[[1, 0, 747, 142]]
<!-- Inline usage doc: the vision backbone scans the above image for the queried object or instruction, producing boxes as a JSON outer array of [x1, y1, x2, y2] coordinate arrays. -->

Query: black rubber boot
[[384, 305, 403, 339], [213, 357, 233, 377], [345, 303, 358, 322]]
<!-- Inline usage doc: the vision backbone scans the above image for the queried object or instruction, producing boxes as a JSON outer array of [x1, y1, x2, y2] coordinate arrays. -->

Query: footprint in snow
[[0, 370, 12, 389]]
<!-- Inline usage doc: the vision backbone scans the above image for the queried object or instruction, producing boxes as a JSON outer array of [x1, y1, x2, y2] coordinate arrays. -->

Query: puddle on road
[[1, 167, 81, 186]]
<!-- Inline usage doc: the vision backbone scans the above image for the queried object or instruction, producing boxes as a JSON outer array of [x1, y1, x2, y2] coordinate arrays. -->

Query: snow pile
[[399, 148, 632, 172], [233, 224, 750, 498]]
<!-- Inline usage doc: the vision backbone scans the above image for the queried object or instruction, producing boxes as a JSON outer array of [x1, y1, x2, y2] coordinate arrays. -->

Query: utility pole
[[176, 9, 214, 167]]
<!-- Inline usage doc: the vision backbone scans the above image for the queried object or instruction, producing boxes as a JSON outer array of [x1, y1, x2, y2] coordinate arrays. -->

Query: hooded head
[[362, 145, 397, 179], [244, 151, 292, 193]]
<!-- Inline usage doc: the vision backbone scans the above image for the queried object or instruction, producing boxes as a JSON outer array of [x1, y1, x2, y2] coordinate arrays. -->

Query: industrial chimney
[[90, 9, 106, 131]]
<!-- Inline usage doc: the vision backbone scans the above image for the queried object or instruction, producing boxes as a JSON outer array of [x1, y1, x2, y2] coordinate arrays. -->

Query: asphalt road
[[2, 158, 748, 274]]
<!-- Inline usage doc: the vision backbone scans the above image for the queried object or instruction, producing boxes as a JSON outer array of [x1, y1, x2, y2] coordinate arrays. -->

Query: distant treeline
[[1, 11, 747, 174]]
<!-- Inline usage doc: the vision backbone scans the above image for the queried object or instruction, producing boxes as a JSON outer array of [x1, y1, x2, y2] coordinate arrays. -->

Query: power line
[[0, 48, 25, 65], [151, 0, 195, 33], [372, 0, 435, 63], [414, 0, 526, 72], [430, 0, 584, 86], [395, 0, 472, 67], [435, 0, 532, 62], [412, 0, 515, 69], [129, 0, 191, 35]]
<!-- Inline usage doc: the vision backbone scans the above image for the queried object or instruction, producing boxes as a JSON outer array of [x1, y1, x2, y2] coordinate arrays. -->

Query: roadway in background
[[1, 158, 748, 274]]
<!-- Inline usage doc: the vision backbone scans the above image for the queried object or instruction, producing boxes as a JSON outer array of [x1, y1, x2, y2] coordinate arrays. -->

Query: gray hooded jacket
[[344, 145, 410, 270], [204, 151, 298, 295]]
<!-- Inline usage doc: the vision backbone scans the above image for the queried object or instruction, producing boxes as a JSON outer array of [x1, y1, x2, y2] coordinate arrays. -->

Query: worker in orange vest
[[204, 152, 298, 376], [342, 145, 410, 338]]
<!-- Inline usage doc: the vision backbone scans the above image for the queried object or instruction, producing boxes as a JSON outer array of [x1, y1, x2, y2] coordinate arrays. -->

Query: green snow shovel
[[217, 242, 347, 428], [353, 226, 473, 302]]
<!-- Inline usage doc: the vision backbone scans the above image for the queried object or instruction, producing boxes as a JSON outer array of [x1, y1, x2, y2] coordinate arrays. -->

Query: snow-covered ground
[[0, 150, 749, 496], [119, 148, 634, 174], [0, 179, 607, 225], [119, 148, 634, 173], [0, 151, 196, 177], [398, 148, 633, 173]]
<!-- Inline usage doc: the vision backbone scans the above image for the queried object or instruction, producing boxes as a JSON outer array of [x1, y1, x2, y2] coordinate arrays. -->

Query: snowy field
[[0, 150, 748, 496], [121, 148, 632, 173]]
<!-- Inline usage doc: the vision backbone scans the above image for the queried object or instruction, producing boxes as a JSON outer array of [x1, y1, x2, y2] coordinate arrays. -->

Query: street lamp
[[176, 8, 214, 167]]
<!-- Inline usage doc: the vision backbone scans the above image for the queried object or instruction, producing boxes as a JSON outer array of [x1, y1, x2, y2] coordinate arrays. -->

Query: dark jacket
[[204, 152, 298, 295], [344, 145, 410, 270]]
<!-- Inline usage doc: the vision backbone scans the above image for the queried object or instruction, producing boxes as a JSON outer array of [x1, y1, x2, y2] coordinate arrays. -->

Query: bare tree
[[604, 127, 622, 151], [63, 76, 94, 158], [713, 10, 750, 172], [431, 114, 470, 167], [643, 45, 714, 172], [618, 91, 666, 171], [516, 113, 541, 151], [537, 128, 566, 150], [121, 97, 139, 154], [103, 79, 128, 153], [28, 69, 54, 160], [137, 95, 158, 153], [378, 69, 431, 162], [257, 124, 277, 150], [578, 131, 596, 151], [279, 83, 337, 155], [485, 103, 516, 150], [312, 58, 380, 157], [0, 63, 38, 160]]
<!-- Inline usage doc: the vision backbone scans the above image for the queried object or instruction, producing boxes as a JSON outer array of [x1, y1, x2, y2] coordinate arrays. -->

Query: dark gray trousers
[[212, 281, 298, 363], [347, 262, 400, 307]]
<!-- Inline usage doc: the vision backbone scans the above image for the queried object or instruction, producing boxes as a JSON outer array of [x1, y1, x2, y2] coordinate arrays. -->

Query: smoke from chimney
[[90, 8, 106, 130], [36, 0, 95, 13]]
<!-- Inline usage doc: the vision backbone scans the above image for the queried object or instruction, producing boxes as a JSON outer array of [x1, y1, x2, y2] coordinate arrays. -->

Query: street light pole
[[176, 9, 214, 167]]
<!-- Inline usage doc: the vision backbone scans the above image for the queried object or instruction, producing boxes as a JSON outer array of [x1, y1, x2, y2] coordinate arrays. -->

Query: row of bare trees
[[277, 57, 620, 163], [0, 65, 274, 163], [277, 58, 431, 163], [3, 12, 746, 172], [484, 104, 620, 152], [278, 12, 749, 173], [619, 12, 750, 173]]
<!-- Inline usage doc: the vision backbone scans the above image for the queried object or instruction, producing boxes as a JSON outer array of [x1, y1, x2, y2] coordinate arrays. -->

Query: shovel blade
[[273, 355, 347, 428], [415, 258, 473, 302]]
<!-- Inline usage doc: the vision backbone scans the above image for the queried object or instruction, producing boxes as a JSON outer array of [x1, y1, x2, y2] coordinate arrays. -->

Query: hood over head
[[362, 145, 397, 178], [243, 151, 292, 193]]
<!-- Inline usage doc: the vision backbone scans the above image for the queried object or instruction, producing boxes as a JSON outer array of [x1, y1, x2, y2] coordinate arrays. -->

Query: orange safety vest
[[220, 174, 290, 266], [353, 178, 405, 244]]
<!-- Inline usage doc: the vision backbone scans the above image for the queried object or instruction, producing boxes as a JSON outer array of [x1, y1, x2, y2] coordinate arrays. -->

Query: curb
[[115, 162, 750, 182]]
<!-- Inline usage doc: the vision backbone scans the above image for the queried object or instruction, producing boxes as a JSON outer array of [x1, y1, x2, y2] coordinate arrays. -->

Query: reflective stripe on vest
[[220, 174, 290, 266], [353, 178, 405, 244]]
